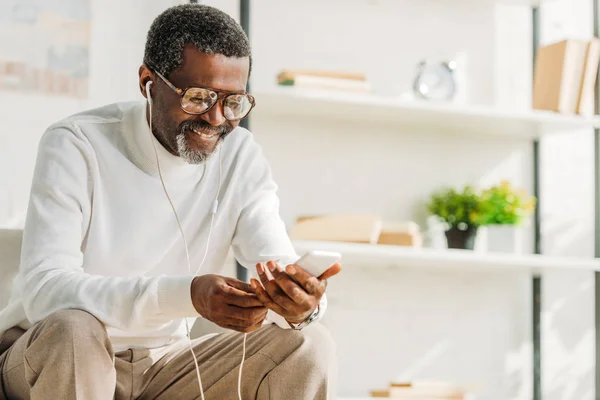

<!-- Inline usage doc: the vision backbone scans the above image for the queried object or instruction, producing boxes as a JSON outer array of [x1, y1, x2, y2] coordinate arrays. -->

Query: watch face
[[413, 62, 456, 101]]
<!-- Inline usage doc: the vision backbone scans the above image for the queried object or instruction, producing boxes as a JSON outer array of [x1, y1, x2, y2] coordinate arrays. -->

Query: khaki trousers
[[0, 310, 337, 399]]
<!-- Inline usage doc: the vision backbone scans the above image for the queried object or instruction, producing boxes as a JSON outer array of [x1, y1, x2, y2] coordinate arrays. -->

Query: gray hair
[[143, 4, 251, 77]]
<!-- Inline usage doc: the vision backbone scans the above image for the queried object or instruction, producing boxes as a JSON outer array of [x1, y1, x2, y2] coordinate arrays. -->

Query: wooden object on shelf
[[377, 221, 423, 247], [577, 37, 600, 116], [369, 390, 390, 398], [295, 215, 319, 224], [277, 69, 372, 93], [533, 39, 589, 114], [370, 381, 467, 398], [389, 381, 466, 398], [277, 69, 367, 82], [289, 214, 382, 244]]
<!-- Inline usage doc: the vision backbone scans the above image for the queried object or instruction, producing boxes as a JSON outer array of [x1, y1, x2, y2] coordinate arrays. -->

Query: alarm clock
[[412, 60, 457, 101]]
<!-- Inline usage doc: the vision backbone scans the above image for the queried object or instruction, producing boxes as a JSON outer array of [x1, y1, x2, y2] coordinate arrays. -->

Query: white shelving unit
[[254, 87, 600, 138], [292, 240, 600, 275], [238, 1, 595, 399]]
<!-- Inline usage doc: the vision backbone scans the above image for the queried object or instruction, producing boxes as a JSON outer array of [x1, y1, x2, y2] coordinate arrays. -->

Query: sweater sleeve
[[18, 126, 198, 333], [230, 136, 327, 329]]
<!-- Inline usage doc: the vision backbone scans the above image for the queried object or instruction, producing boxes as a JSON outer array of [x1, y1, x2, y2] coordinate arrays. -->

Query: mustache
[[179, 120, 232, 137]]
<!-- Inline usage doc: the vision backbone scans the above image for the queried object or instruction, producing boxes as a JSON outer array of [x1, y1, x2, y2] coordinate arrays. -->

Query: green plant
[[426, 185, 482, 231], [472, 180, 536, 226]]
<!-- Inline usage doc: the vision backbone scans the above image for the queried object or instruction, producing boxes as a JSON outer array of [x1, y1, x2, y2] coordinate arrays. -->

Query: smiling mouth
[[187, 127, 220, 141]]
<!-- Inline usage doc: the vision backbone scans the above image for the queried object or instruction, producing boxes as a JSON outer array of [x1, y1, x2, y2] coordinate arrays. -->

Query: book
[[370, 381, 467, 399], [277, 69, 372, 93], [533, 39, 589, 114], [577, 37, 600, 116], [278, 75, 372, 92], [377, 222, 423, 247], [277, 69, 367, 82], [388, 381, 465, 398], [289, 214, 382, 244]]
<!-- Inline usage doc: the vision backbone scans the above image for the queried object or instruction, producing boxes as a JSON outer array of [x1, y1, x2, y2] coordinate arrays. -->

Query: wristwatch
[[287, 304, 321, 331]]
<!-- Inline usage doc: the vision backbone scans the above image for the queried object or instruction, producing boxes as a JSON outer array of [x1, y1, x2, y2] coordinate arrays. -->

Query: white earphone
[[145, 79, 245, 400], [145, 80, 153, 105]]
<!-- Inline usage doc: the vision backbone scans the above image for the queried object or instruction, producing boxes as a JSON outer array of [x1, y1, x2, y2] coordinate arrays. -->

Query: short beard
[[175, 132, 218, 164], [175, 120, 231, 165]]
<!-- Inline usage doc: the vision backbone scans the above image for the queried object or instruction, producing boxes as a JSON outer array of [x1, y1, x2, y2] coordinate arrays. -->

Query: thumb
[[318, 263, 342, 280]]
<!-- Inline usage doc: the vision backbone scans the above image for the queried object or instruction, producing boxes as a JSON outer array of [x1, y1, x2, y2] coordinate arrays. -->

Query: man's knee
[[2, 310, 115, 398], [33, 309, 108, 346], [296, 323, 336, 370], [269, 323, 336, 371]]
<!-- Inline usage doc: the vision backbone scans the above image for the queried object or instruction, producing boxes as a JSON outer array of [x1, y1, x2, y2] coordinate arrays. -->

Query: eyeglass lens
[[182, 88, 252, 120]]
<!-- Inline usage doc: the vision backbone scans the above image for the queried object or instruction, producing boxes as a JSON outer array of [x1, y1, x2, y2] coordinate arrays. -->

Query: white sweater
[[0, 101, 323, 350]]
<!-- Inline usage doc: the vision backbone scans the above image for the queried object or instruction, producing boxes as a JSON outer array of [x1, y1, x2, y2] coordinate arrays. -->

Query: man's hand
[[191, 274, 267, 333], [250, 261, 342, 324]]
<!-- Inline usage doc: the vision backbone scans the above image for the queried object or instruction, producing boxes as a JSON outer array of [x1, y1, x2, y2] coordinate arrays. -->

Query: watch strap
[[287, 304, 321, 331]]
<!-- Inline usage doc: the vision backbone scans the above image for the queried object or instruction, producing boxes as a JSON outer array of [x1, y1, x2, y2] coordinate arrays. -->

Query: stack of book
[[276, 69, 372, 93], [533, 38, 600, 116], [370, 381, 471, 399], [377, 221, 423, 248], [289, 214, 383, 244], [288, 214, 423, 247]]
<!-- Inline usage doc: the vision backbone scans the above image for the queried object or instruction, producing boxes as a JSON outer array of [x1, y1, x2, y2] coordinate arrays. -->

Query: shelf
[[500, 0, 557, 4], [494, 0, 553, 4], [292, 240, 600, 274], [253, 87, 600, 139], [474, 0, 556, 5]]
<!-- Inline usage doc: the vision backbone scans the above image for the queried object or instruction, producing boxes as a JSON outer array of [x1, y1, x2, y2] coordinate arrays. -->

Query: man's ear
[[138, 65, 154, 99]]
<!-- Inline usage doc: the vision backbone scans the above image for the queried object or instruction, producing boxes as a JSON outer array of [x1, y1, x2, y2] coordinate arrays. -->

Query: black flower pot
[[445, 226, 478, 250]]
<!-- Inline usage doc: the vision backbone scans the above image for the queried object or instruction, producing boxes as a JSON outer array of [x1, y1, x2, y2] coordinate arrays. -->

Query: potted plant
[[473, 181, 536, 253], [426, 185, 482, 250]]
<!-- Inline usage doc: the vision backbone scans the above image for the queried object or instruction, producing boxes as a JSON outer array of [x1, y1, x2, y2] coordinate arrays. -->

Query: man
[[0, 4, 341, 399]]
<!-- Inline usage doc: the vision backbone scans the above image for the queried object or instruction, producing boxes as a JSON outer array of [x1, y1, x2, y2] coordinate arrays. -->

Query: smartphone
[[294, 250, 341, 278]]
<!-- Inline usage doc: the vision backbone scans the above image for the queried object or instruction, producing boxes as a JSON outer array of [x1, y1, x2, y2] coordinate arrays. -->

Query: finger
[[285, 263, 313, 284], [318, 263, 342, 280], [217, 305, 267, 325], [266, 262, 311, 306], [247, 321, 266, 333], [256, 262, 274, 288], [225, 277, 256, 294], [233, 307, 268, 327], [285, 265, 324, 295], [263, 278, 299, 312], [224, 320, 265, 333], [221, 284, 264, 308], [216, 304, 267, 333], [253, 279, 310, 325], [251, 279, 287, 315], [241, 319, 267, 333], [214, 313, 256, 329], [254, 308, 269, 325], [260, 262, 304, 313], [245, 304, 268, 326]]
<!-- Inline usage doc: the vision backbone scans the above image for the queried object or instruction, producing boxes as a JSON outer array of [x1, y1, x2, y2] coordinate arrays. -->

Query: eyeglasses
[[154, 71, 255, 121]]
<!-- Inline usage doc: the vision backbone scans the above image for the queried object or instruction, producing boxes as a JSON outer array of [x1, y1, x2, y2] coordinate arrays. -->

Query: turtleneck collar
[[124, 101, 205, 181]]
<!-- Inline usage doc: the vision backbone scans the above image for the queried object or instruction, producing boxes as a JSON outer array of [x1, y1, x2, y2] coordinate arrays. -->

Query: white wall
[[0, 0, 180, 227], [0, 93, 83, 227], [0, 0, 597, 399]]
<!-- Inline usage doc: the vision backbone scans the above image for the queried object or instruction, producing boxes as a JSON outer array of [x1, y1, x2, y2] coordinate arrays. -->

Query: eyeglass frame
[[153, 70, 256, 121]]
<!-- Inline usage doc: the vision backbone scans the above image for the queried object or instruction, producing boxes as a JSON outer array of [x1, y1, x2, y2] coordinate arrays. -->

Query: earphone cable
[[146, 82, 247, 400]]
